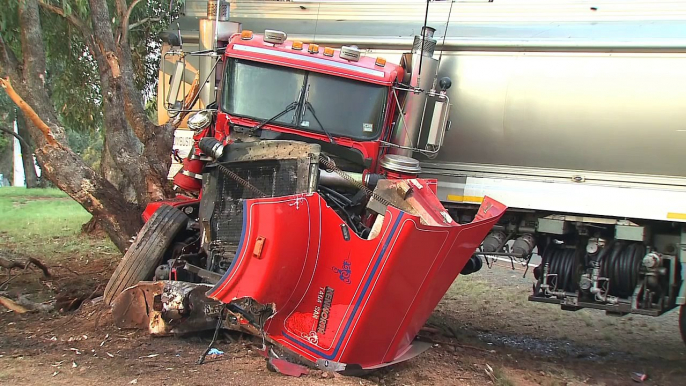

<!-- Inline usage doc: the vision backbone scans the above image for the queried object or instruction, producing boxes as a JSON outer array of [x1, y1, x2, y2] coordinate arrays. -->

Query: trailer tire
[[103, 205, 189, 306], [680, 305, 686, 345]]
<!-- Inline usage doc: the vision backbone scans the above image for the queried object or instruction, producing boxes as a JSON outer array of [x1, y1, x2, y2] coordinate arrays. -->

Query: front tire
[[680, 305, 686, 345], [104, 205, 189, 305]]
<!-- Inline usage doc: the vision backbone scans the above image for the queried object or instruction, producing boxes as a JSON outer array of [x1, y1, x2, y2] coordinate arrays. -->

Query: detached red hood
[[206, 180, 505, 370]]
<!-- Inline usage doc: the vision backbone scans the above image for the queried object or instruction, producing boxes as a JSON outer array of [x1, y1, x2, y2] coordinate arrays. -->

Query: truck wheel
[[103, 205, 189, 305], [680, 305, 686, 345]]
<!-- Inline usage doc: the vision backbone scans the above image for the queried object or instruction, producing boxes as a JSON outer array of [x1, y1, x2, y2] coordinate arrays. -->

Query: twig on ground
[[0, 270, 26, 290], [416, 335, 493, 353], [51, 265, 81, 275], [485, 364, 497, 383], [0, 255, 51, 277]]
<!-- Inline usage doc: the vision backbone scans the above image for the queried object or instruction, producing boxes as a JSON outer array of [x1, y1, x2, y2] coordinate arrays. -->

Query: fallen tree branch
[[0, 77, 57, 146], [17, 294, 54, 313], [0, 296, 30, 313], [0, 255, 51, 278]]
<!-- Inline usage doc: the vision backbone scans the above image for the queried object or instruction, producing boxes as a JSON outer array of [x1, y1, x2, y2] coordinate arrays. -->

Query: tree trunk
[[0, 0, 177, 252], [0, 0, 146, 252], [101, 136, 138, 203], [16, 113, 39, 188]]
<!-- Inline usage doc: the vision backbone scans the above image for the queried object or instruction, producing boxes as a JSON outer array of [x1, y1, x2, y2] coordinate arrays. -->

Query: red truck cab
[[109, 28, 506, 373], [214, 31, 403, 173]]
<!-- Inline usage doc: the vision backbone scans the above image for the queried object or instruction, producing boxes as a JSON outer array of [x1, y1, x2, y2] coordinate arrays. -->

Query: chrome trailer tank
[[214, 0, 686, 179], [425, 36, 686, 179], [182, 0, 686, 220]]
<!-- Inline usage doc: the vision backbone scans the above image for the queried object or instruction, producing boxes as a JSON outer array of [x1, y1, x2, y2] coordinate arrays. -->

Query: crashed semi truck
[[104, 0, 686, 369]]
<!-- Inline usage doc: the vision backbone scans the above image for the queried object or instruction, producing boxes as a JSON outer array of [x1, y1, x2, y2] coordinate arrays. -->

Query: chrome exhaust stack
[[389, 26, 439, 157], [198, 0, 241, 107]]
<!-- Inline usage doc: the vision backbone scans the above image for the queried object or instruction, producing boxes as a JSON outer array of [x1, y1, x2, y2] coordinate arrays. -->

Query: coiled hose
[[544, 247, 579, 292], [543, 241, 645, 297], [600, 242, 645, 298]]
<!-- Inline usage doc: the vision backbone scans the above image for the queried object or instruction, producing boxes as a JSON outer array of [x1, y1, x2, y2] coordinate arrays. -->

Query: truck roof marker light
[[232, 45, 385, 78], [375, 57, 386, 67], [323, 47, 334, 57], [339, 45, 361, 62], [308, 44, 320, 54], [291, 41, 303, 50], [240, 30, 254, 40], [264, 29, 287, 45]]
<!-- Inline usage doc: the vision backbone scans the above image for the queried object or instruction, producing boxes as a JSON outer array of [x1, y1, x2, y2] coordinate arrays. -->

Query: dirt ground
[[1, 250, 684, 386]]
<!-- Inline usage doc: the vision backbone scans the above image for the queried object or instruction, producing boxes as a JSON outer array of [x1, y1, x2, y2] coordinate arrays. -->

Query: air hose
[[544, 247, 578, 292], [600, 242, 645, 298]]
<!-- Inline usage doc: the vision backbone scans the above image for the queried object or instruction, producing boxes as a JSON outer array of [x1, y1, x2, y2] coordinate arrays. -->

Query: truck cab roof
[[225, 32, 403, 86]]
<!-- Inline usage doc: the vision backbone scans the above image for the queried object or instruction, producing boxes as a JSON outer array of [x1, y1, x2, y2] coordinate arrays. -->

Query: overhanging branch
[[120, 0, 143, 44], [0, 126, 33, 151], [128, 16, 163, 31], [0, 77, 58, 146], [38, 1, 93, 38]]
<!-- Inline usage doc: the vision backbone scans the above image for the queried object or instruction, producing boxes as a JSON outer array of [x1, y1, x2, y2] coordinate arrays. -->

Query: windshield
[[221, 58, 387, 140], [222, 59, 305, 126]]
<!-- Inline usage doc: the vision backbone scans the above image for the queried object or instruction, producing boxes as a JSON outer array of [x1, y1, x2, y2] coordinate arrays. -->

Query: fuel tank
[[209, 0, 686, 180]]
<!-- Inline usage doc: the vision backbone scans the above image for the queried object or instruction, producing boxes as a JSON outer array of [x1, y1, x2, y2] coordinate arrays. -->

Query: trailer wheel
[[680, 305, 686, 345], [103, 205, 189, 305]]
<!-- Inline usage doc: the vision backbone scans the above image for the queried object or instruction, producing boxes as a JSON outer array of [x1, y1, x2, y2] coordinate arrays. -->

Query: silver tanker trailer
[[163, 0, 686, 343]]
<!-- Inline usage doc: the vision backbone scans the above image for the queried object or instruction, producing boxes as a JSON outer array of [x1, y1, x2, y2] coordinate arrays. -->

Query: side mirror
[[425, 97, 449, 149], [167, 61, 186, 113], [159, 31, 182, 47], [425, 77, 452, 150]]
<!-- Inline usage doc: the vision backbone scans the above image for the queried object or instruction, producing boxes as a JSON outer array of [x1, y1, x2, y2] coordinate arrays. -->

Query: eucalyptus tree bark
[[0, 0, 177, 251]]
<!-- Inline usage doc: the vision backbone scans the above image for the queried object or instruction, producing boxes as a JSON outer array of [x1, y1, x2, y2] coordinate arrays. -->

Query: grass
[[0, 186, 68, 198], [493, 367, 516, 386], [0, 187, 117, 261]]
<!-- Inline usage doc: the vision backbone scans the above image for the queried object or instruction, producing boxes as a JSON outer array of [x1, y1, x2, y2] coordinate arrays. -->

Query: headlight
[[187, 110, 212, 131]]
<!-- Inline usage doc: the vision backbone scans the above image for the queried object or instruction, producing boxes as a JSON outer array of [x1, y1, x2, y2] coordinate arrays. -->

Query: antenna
[[437, 0, 455, 69], [417, 0, 431, 81], [313, 3, 322, 43], [434, 0, 455, 89]]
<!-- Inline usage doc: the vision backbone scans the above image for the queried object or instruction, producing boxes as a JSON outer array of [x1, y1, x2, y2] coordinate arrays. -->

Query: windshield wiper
[[252, 101, 299, 132], [304, 102, 335, 144]]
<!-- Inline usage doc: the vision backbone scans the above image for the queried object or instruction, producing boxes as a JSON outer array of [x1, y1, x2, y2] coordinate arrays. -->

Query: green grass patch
[[0, 188, 117, 260], [493, 367, 516, 386], [0, 187, 68, 199]]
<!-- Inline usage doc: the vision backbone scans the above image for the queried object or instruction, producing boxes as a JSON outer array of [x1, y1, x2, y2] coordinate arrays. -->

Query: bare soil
[[1, 252, 684, 385]]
